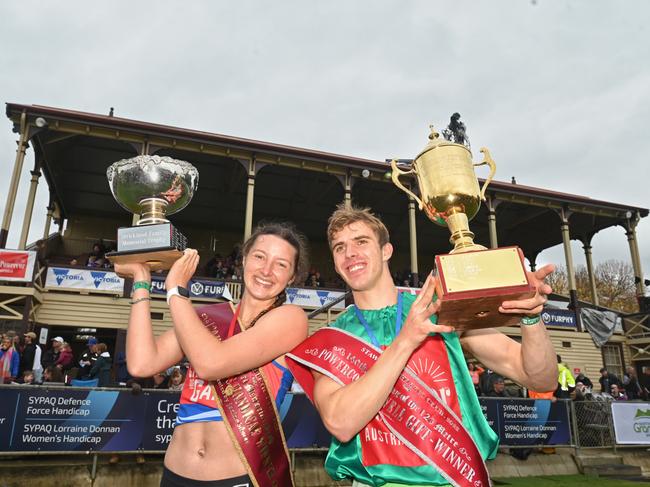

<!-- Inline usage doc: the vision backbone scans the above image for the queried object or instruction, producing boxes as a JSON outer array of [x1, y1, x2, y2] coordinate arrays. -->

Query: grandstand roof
[[6, 103, 648, 263]]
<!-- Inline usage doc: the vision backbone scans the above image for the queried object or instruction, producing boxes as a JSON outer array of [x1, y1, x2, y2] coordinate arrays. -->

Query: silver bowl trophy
[[105, 155, 199, 271]]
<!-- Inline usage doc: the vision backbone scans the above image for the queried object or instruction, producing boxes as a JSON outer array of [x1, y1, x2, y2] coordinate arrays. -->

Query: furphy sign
[[0, 250, 37, 282], [45, 267, 124, 293], [150, 276, 232, 301], [541, 308, 576, 328], [612, 402, 650, 444]]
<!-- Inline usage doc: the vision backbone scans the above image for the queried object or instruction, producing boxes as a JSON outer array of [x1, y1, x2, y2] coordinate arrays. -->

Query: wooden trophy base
[[106, 248, 183, 272], [434, 246, 536, 331]]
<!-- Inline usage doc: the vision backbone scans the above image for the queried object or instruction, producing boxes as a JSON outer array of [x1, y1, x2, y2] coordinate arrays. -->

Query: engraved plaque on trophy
[[105, 155, 199, 271], [391, 121, 535, 330]]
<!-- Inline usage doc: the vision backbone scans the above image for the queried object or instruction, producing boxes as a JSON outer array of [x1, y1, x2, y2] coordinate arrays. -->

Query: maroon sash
[[286, 327, 490, 487], [197, 303, 294, 487]]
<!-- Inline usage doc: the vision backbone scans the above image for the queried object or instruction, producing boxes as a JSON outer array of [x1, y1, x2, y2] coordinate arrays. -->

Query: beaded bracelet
[[133, 281, 151, 292], [130, 296, 152, 305], [520, 315, 541, 326]]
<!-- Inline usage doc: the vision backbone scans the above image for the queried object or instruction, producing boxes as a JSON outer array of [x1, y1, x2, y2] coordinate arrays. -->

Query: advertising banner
[[0, 387, 330, 453], [150, 276, 233, 301], [612, 402, 650, 444], [541, 308, 577, 328], [0, 250, 37, 282], [479, 398, 572, 446], [45, 267, 125, 293], [285, 287, 345, 310]]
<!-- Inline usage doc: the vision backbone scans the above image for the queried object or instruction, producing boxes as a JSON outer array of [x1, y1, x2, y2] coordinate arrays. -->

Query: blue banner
[[150, 276, 231, 300], [0, 387, 571, 452], [541, 308, 577, 328], [0, 387, 330, 452], [479, 397, 572, 446]]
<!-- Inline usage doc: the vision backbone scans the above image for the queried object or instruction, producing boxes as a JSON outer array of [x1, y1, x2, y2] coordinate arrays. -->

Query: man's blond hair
[[327, 204, 390, 248]]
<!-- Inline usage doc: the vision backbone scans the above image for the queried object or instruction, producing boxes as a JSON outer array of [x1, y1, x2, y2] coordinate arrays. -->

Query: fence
[[572, 398, 616, 449]]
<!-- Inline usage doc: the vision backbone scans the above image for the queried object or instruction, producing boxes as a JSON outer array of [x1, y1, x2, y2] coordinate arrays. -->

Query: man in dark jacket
[[41, 336, 62, 369], [79, 337, 98, 379], [88, 343, 112, 387], [599, 368, 622, 393]]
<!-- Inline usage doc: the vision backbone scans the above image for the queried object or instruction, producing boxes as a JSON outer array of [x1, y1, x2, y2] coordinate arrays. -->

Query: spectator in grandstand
[[468, 361, 485, 395], [641, 367, 650, 398], [168, 367, 185, 391], [20, 332, 43, 383], [0, 335, 20, 383], [115, 351, 130, 384], [43, 364, 64, 383], [487, 376, 511, 397], [41, 336, 63, 369], [55, 342, 74, 371], [556, 355, 576, 399], [21, 370, 35, 385], [88, 343, 112, 387], [78, 337, 98, 378], [599, 367, 622, 393], [610, 383, 628, 400], [573, 381, 592, 401], [479, 367, 497, 396], [623, 365, 644, 400], [151, 370, 169, 389], [116, 221, 309, 486], [574, 371, 593, 390]]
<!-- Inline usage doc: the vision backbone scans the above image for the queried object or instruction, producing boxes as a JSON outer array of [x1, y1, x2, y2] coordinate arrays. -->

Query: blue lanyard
[[353, 292, 403, 348]]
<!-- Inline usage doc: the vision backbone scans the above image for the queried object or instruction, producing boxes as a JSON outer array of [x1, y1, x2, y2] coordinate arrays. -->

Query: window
[[601, 344, 624, 379]]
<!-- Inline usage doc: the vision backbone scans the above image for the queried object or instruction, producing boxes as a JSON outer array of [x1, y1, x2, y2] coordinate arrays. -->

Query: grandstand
[[1, 102, 648, 384]]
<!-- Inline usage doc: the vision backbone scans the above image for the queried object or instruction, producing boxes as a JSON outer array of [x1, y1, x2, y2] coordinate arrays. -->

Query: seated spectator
[[88, 343, 112, 387], [487, 376, 511, 397], [168, 367, 185, 391], [55, 342, 74, 371], [69, 242, 107, 267], [21, 370, 35, 385], [610, 384, 628, 401], [43, 365, 65, 383], [0, 336, 20, 383]]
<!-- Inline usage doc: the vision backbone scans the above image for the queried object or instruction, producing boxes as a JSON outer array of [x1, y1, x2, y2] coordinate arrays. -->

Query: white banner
[[285, 287, 346, 310], [612, 402, 650, 444], [0, 250, 37, 282], [45, 267, 125, 293]]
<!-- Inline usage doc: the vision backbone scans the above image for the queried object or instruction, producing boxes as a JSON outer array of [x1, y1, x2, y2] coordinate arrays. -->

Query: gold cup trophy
[[391, 119, 535, 330]]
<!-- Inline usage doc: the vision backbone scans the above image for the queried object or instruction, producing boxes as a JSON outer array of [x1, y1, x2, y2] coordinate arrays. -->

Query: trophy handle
[[474, 147, 496, 201], [390, 159, 424, 209]]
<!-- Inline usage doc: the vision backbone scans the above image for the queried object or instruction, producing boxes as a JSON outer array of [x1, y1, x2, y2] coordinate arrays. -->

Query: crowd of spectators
[[69, 241, 114, 269], [467, 355, 650, 402], [0, 330, 186, 392]]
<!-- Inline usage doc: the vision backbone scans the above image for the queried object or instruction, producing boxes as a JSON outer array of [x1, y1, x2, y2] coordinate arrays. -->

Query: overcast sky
[[1, 1, 648, 289]]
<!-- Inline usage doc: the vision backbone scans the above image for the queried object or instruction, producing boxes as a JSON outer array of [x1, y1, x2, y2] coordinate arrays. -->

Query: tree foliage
[[546, 260, 638, 313]]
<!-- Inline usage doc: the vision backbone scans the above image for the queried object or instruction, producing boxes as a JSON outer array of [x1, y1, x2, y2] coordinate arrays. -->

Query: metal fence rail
[[572, 398, 615, 448]]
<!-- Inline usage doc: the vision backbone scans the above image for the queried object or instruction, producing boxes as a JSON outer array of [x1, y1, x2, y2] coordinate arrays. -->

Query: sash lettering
[[286, 327, 490, 487], [197, 304, 294, 487]]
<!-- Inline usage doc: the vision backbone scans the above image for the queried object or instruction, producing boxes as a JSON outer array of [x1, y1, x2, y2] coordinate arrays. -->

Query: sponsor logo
[[52, 268, 83, 286], [317, 291, 333, 306], [190, 282, 204, 295], [90, 271, 121, 288], [634, 408, 650, 435], [286, 288, 298, 303]]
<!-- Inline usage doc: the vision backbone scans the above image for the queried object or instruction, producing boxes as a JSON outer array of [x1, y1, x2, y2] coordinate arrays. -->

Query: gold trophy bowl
[[391, 127, 535, 330]]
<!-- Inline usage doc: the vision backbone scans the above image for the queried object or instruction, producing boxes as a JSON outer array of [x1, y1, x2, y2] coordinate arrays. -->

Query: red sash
[[197, 303, 294, 487], [286, 327, 490, 487]]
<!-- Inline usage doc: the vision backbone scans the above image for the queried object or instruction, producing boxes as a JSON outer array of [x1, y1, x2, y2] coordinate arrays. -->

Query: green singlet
[[325, 292, 499, 487]]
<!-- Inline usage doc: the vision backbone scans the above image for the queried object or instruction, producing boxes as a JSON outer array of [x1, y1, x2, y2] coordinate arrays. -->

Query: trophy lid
[[107, 155, 199, 216]]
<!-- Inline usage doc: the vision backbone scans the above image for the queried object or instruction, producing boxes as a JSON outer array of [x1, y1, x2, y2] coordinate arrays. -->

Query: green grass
[[492, 475, 648, 486]]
